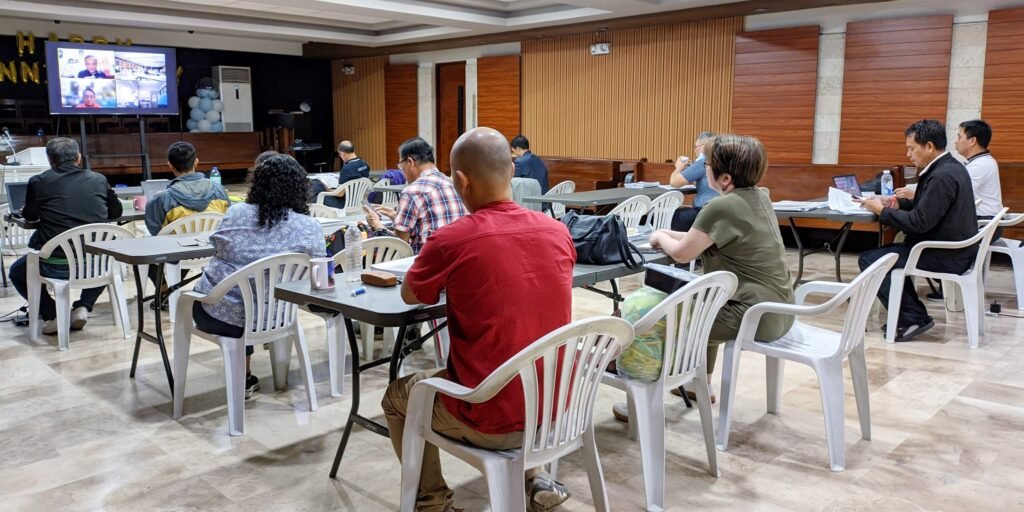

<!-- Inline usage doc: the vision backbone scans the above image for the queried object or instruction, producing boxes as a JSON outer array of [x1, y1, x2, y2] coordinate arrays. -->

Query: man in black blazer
[[512, 135, 549, 193], [855, 120, 978, 341]]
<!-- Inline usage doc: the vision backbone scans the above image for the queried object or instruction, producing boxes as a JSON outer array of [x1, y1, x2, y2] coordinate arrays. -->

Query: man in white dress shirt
[[955, 119, 1003, 223]]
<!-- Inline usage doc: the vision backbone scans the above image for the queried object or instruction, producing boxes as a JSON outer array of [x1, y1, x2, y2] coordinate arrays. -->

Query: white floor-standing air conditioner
[[213, 66, 253, 132]]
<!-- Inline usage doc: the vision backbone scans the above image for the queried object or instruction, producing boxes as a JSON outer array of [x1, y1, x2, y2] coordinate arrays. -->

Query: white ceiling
[[0, 0, 753, 47]]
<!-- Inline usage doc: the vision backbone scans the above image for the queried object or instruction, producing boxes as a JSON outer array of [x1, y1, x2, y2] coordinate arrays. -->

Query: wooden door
[[435, 62, 466, 173]]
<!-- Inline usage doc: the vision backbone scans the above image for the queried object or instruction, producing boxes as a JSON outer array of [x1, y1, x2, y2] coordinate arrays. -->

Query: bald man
[[321, 140, 370, 208], [382, 127, 577, 512]]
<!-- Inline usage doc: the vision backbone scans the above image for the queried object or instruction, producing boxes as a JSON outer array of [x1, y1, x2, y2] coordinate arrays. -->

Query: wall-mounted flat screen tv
[[45, 41, 178, 116]]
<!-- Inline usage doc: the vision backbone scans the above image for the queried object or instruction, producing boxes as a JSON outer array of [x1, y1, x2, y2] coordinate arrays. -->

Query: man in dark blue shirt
[[512, 135, 549, 193], [77, 55, 108, 78], [323, 140, 370, 208]]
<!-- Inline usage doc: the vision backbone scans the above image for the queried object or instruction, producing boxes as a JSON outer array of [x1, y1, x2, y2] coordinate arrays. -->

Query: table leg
[[832, 222, 854, 282], [330, 317, 364, 479], [787, 218, 806, 285], [128, 262, 174, 394], [129, 265, 146, 378], [1, 250, 8, 287], [388, 325, 410, 381]]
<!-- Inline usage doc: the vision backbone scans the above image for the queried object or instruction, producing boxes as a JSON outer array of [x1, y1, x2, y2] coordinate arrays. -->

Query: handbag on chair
[[561, 211, 645, 269]]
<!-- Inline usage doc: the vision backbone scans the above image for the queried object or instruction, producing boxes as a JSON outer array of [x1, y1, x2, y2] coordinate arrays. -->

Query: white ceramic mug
[[310, 257, 336, 290]]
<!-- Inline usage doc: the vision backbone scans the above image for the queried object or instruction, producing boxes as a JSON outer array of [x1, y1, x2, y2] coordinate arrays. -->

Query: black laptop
[[831, 174, 862, 198], [5, 182, 29, 212]]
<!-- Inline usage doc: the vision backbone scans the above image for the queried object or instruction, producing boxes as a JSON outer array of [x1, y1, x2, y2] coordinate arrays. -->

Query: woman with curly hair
[[192, 154, 325, 397]]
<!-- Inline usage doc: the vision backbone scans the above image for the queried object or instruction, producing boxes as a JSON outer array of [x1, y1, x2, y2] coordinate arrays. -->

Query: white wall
[[0, 16, 304, 56]]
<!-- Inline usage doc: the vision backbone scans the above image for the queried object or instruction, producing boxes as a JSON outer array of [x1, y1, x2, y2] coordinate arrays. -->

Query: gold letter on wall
[[0, 61, 18, 83], [16, 31, 35, 57], [20, 61, 41, 84]]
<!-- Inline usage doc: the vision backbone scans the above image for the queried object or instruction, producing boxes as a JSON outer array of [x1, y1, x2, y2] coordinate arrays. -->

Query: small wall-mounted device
[[590, 42, 611, 56], [341, 64, 356, 75]]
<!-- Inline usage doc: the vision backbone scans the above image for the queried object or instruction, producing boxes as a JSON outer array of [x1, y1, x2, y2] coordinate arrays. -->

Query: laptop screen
[[141, 179, 170, 201], [832, 174, 861, 197], [5, 182, 29, 212]]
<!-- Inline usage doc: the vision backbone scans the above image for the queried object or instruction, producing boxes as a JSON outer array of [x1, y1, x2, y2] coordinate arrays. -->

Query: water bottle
[[36, 128, 44, 137], [210, 166, 221, 186], [880, 169, 894, 198], [344, 222, 363, 278]]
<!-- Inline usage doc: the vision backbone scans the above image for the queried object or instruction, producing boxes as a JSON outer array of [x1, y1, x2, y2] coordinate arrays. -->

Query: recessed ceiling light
[[751, 7, 769, 13]]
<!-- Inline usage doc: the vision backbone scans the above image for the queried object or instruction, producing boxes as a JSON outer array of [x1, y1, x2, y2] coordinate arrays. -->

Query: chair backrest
[[796, 253, 899, 356], [1, 203, 34, 255], [644, 191, 684, 231], [157, 212, 224, 236], [37, 224, 136, 287], [545, 180, 575, 219], [994, 212, 1024, 228], [606, 195, 652, 230], [200, 252, 310, 342], [308, 204, 340, 219], [967, 208, 1008, 275], [377, 179, 400, 209], [336, 236, 413, 272], [631, 271, 738, 386], [462, 317, 633, 464], [341, 178, 374, 215]]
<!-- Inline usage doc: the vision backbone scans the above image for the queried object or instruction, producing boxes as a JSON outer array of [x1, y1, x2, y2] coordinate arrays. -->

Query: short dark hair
[[510, 135, 530, 150], [905, 119, 946, 150], [82, 88, 96, 97], [704, 134, 767, 188], [398, 137, 435, 165], [167, 141, 197, 173], [246, 154, 310, 229], [337, 142, 355, 153], [45, 137, 80, 167], [959, 119, 992, 149], [255, 150, 278, 167], [696, 131, 716, 143]]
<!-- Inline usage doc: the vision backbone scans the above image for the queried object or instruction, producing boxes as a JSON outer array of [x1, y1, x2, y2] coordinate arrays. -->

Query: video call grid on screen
[[44, 41, 178, 116]]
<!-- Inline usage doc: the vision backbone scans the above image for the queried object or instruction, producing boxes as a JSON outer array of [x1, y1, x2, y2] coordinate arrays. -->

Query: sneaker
[[41, 319, 59, 335], [245, 374, 261, 399], [527, 472, 571, 512], [926, 291, 944, 302], [612, 402, 629, 423], [70, 307, 88, 331]]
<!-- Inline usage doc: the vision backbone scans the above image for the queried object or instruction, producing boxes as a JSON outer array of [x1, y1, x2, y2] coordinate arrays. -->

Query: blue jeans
[[9, 255, 105, 321]]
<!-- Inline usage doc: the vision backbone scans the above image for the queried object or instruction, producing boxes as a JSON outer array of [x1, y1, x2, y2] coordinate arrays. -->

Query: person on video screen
[[77, 55, 108, 79], [75, 88, 101, 109]]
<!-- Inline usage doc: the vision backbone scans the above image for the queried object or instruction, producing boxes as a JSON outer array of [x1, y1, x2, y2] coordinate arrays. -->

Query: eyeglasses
[[395, 158, 408, 169]]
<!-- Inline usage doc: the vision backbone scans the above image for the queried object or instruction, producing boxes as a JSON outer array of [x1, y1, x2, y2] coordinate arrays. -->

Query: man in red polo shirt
[[382, 127, 576, 512]]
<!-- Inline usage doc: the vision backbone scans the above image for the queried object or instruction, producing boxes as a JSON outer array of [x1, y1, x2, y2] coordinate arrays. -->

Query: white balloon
[[187, 96, 200, 109], [205, 110, 220, 123], [212, 99, 224, 112], [198, 120, 212, 131]]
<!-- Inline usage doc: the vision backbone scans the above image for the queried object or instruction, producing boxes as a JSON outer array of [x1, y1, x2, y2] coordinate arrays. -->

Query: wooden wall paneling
[[839, 15, 953, 165], [477, 55, 521, 141], [731, 25, 819, 164], [521, 17, 742, 163], [436, 62, 466, 173], [983, 7, 1024, 163], [384, 63, 419, 166], [332, 56, 387, 170]]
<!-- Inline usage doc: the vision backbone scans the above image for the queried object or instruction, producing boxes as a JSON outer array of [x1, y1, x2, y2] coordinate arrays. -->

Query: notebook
[[5, 182, 28, 212]]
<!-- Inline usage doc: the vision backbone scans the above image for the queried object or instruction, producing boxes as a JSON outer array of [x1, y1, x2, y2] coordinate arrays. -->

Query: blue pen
[[350, 286, 367, 297]]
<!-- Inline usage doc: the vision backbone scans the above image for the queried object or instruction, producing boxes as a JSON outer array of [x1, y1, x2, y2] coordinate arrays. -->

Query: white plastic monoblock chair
[[644, 191, 684, 231], [1, 203, 33, 257], [400, 316, 635, 512], [375, 179, 401, 210], [607, 195, 652, 231], [317, 177, 373, 216], [172, 253, 318, 436], [601, 271, 737, 511], [27, 224, 135, 351], [545, 180, 576, 219], [717, 253, 898, 471], [308, 204, 341, 219], [335, 237, 413, 364], [156, 212, 224, 320], [886, 208, 1006, 349], [982, 213, 1024, 308]]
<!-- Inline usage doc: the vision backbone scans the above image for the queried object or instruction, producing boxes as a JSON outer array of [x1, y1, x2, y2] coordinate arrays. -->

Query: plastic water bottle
[[344, 222, 363, 278], [880, 169, 894, 198], [210, 166, 221, 186]]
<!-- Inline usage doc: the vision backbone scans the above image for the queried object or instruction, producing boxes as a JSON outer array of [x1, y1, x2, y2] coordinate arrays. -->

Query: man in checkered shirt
[[366, 137, 468, 253]]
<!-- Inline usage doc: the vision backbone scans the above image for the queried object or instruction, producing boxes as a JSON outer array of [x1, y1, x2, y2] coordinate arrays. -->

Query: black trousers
[[192, 302, 253, 356], [858, 244, 973, 327], [670, 206, 701, 232]]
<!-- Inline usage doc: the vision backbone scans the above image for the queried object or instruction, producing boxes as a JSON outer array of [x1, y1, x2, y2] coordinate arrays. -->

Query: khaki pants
[[382, 369, 541, 512]]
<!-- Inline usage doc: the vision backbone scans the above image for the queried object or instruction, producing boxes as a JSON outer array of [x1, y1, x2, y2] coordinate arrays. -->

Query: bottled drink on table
[[344, 222, 363, 280], [210, 166, 221, 186], [880, 169, 893, 199]]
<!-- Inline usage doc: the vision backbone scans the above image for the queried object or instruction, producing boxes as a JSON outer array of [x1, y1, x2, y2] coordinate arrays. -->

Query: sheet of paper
[[828, 186, 866, 214]]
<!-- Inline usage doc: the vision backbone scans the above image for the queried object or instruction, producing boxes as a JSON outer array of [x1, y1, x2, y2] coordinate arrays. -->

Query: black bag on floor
[[561, 211, 645, 269]]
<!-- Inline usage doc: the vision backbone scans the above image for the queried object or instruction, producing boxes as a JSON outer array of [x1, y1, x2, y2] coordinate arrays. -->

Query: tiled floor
[[1, 242, 1023, 511]]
